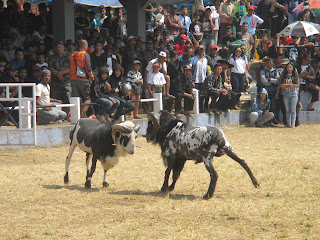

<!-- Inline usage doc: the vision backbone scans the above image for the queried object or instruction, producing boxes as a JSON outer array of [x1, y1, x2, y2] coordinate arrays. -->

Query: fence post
[[192, 88, 199, 114], [21, 100, 31, 128], [153, 93, 163, 112], [70, 97, 81, 124]]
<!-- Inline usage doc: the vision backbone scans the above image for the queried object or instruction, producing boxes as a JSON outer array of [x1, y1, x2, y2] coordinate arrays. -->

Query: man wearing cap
[[219, 0, 235, 43], [174, 34, 191, 55], [142, 41, 158, 69], [174, 64, 195, 117], [208, 45, 222, 70], [48, 41, 71, 105], [36, 69, 67, 125], [165, 4, 181, 39], [240, 5, 264, 36], [145, 51, 174, 98], [179, 5, 192, 36], [123, 36, 143, 74]]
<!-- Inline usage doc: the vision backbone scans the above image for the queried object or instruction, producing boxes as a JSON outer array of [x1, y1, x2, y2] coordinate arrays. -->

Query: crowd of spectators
[[1, 0, 320, 127]]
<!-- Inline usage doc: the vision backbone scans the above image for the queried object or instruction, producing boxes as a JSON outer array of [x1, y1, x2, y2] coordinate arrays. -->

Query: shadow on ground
[[43, 184, 100, 192], [108, 189, 199, 200]]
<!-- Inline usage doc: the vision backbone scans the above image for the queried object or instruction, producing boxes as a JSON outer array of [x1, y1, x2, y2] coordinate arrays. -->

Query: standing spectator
[[248, 88, 274, 127], [279, 62, 299, 128], [96, 5, 107, 32], [286, 36, 300, 66], [36, 69, 67, 125], [91, 66, 119, 122], [220, 26, 236, 59], [9, 48, 25, 69], [229, 47, 248, 93], [174, 64, 195, 117], [74, 6, 90, 31], [178, 45, 194, 74], [142, 40, 158, 68], [228, 32, 248, 58], [179, 5, 192, 36], [202, 7, 215, 53], [106, 45, 118, 76], [101, 7, 115, 29], [197, 6, 205, 23], [147, 62, 166, 97], [285, 0, 303, 24], [165, 5, 181, 40], [126, 60, 143, 119], [241, 22, 254, 58], [1, 39, 15, 63], [122, 36, 142, 74], [219, 0, 235, 43], [152, 5, 165, 30], [48, 41, 71, 105], [297, 55, 318, 111], [190, 12, 204, 46], [234, 0, 248, 32], [111, 8, 127, 42], [210, 6, 220, 48], [90, 41, 107, 77], [88, 11, 97, 30], [240, 5, 264, 37], [191, 45, 208, 112], [69, 39, 94, 118]]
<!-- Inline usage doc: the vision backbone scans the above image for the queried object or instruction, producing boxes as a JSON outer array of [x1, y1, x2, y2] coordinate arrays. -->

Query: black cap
[[55, 40, 64, 46]]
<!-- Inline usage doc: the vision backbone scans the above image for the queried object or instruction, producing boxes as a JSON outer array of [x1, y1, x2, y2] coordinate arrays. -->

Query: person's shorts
[[151, 85, 163, 93], [71, 79, 91, 102]]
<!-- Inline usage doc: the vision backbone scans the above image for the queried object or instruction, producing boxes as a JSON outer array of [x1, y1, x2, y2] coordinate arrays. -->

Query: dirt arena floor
[[1, 124, 320, 240]]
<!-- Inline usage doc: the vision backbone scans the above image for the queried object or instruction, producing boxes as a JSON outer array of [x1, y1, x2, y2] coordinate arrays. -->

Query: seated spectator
[[108, 63, 135, 122], [126, 60, 143, 119], [174, 34, 191, 56], [18, 66, 28, 83], [248, 88, 274, 127], [1, 39, 15, 63], [297, 55, 318, 111], [174, 64, 195, 118], [91, 66, 120, 122], [256, 34, 274, 59], [36, 52, 48, 69], [202, 63, 231, 115], [9, 48, 25, 69], [260, 57, 279, 112], [0, 64, 18, 83], [36, 69, 67, 125], [311, 33, 320, 57], [147, 62, 166, 96], [0, 56, 7, 76]]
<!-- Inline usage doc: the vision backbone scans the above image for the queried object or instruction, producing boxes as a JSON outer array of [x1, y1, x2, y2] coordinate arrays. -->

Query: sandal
[[308, 108, 315, 111]]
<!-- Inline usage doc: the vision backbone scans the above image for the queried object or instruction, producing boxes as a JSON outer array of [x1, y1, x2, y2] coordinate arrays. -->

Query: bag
[[76, 66, 87, 78]]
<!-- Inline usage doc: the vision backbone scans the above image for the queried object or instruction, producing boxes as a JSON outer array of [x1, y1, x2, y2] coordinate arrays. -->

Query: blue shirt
[[178, 15, 192, 35], [9, 59, 25, 69]]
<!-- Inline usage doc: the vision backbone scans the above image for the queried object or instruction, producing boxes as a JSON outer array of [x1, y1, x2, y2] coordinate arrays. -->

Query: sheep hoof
[[102, 182, 109, 188], [168, 185, 175, 191], [161, 186, 168, 192], [85, 180, 91, 189], [64, 174, 69, 184], [253, 180, 260, 188], [203, 193, 213, 200]]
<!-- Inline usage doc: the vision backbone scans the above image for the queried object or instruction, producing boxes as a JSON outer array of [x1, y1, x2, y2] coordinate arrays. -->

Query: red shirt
[[280, 38, 293, 46], [174, 43, 189, 56]]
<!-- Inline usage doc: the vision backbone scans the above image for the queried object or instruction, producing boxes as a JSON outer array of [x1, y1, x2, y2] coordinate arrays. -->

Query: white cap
[[159, 51, 167, 58]]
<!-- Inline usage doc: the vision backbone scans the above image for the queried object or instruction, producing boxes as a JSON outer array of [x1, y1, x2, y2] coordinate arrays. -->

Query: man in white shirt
[[178, 5, 192, 36], [152, 5, 165, 30], [36, 69, 67, 124]]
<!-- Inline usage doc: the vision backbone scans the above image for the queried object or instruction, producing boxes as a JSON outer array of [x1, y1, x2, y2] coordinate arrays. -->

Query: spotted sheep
[[64, 118, 140, 189], [145, 110, 259, 199]]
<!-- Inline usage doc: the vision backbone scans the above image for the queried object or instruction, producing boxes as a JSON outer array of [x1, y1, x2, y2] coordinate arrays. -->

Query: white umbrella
[[279, 21, 320, 37]]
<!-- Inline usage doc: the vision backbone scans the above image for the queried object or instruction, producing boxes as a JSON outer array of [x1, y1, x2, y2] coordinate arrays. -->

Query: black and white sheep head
[[112, 121, 140, 154]]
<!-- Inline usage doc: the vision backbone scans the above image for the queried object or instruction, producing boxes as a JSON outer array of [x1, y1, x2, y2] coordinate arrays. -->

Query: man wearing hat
[[240, 5, 264, 36], [174, 34, 190, 55], [174, 64, 195, 118], [208, 45, 222, 70], [48, 40, 71, 105], [36, 69, 67, 125], [165, 4, 182, 39]]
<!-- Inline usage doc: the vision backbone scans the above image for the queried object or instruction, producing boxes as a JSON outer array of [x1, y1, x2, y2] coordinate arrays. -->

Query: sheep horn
[[112, 123, 132, 142]]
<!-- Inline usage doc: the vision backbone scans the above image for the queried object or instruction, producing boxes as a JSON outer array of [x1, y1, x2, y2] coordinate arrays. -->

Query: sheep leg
[[85, 153, 92, 179], [102, 170, 109, 187], [203, 158, 218, 200], [168, 159, 186, 191], [161, 167, 172, 192], [226, 149, 259, 188], [85, 156, 98, 189], [64, 140, 77, 184]]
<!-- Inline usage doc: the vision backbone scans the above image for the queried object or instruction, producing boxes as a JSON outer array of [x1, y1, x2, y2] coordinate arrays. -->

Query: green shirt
[[228, 39, 248, 58]]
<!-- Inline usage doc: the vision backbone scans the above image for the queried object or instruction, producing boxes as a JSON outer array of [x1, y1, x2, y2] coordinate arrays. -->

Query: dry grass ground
[[1, 124, 320, 240]]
